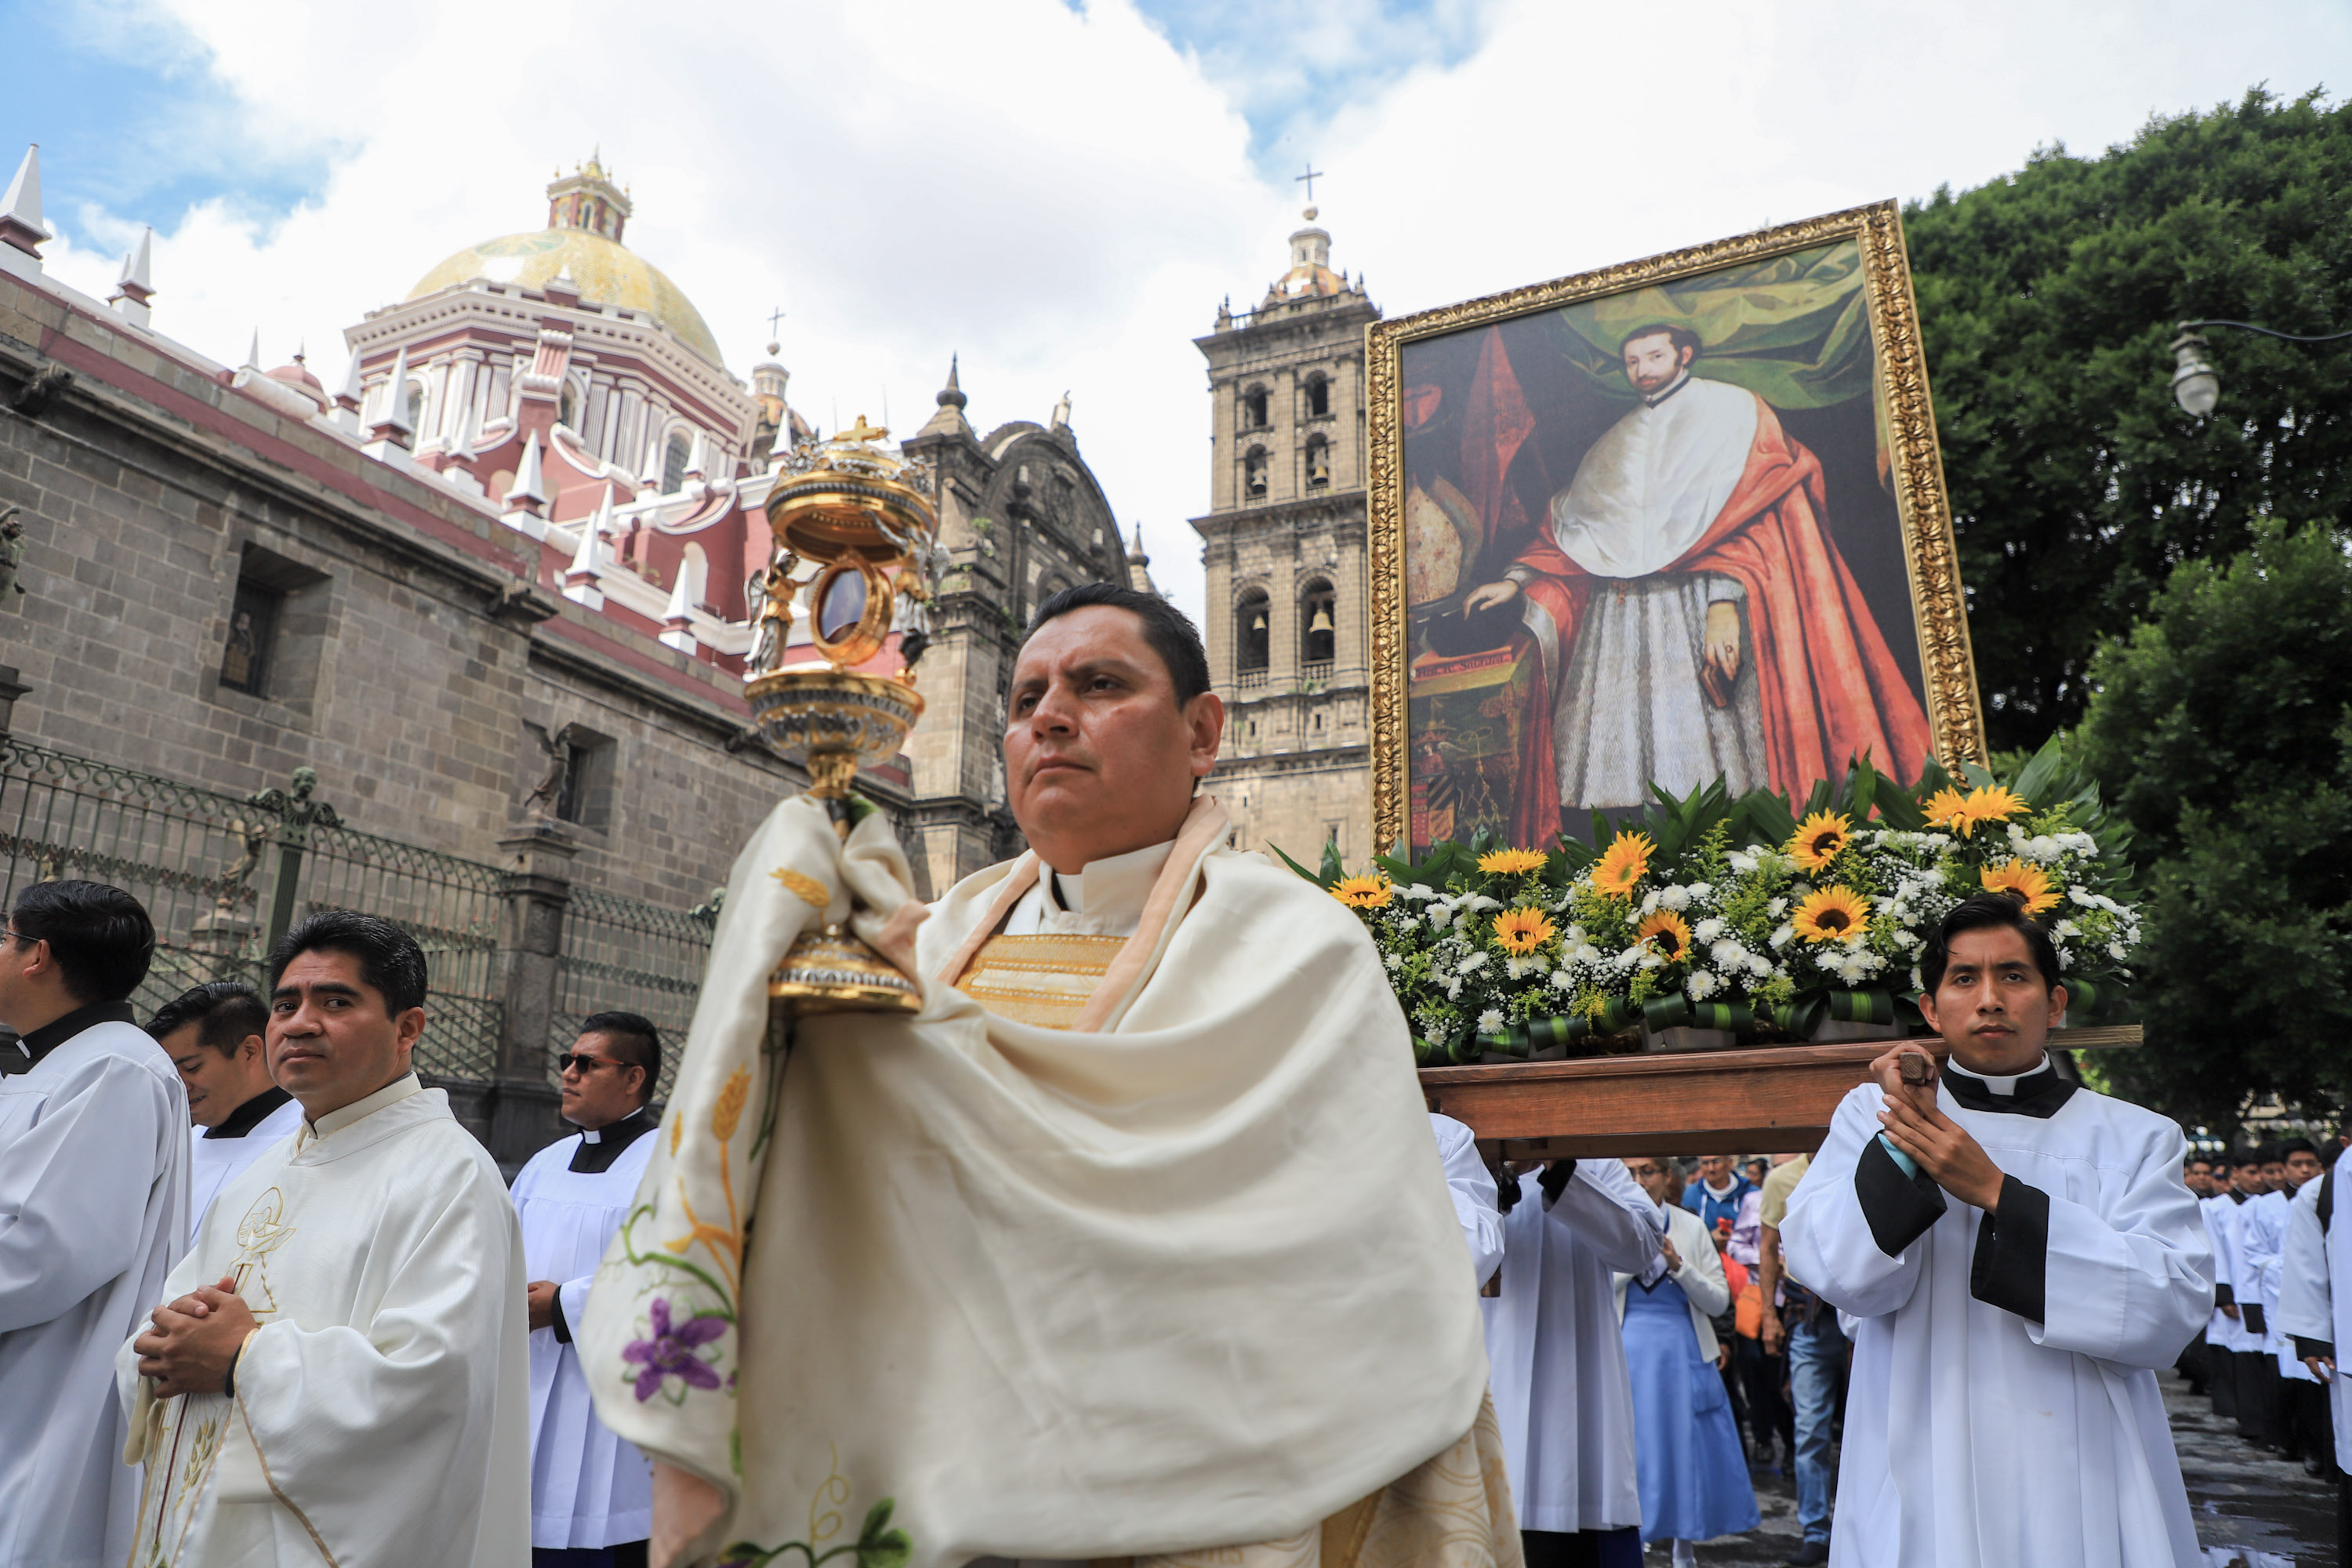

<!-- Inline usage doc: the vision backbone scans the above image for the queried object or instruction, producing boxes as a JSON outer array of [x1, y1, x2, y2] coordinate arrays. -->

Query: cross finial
[[765, 305, 786, 337], [1295, 163, 1325, 204]]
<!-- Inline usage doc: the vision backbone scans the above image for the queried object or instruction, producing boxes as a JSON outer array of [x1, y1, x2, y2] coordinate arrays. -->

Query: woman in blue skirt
[[1616, 1157, 1762, 1564]]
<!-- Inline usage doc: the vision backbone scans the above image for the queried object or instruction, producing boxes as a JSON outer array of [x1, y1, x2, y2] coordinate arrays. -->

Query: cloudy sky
[[7, 0, 2346, 624]]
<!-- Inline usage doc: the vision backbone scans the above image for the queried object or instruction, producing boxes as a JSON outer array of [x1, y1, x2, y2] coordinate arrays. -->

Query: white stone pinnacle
[[0, 145, 45, 259], [509, 431, 552, 508]]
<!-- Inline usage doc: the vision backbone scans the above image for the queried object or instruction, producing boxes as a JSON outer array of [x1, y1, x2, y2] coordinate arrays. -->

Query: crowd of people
[[0, 585, 2346, 1568]]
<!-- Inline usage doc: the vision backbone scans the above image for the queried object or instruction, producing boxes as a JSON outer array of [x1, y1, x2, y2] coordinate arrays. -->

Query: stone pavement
[[1632, 1370, 2341, 1565]]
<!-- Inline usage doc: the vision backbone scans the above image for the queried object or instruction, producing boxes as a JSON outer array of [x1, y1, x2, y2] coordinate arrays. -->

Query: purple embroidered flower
[[621, 1298, 728, 1401]]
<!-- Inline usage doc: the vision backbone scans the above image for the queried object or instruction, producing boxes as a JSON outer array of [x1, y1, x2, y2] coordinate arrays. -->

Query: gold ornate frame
[[1366, 200, 1984, 851]]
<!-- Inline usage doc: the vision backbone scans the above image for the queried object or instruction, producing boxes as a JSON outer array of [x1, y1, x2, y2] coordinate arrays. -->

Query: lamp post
[[2167, 318, 2352, 416]]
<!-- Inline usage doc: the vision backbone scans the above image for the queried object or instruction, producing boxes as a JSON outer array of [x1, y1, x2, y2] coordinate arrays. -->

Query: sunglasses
[[557, 1052, 630, 1075]]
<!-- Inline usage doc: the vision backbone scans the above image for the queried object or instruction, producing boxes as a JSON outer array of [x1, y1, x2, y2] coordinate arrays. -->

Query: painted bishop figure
[[1464, 324, 1934, 829]]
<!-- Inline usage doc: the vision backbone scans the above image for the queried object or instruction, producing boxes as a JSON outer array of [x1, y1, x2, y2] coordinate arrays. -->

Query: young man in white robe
[[593, 583, 1512, 1568], [2205, 1152, 2258, 1428], [2251, 1138, 2330, 1469], [1432, 1111, 1505, 1294], [2278, 1137, 2350, 1552], [118, 910, 531, 1567], [1781, 891, 2212, 1568], [1484, 1152, 1664, 1568], [148, 981, 303, 1246], [0, 880, 186, 1568], [514, 1011, 665, 1566], [2231, 1147, 2289, 1450]]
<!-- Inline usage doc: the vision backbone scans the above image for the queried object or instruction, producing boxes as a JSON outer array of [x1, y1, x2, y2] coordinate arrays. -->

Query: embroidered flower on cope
[[623, 1298, 728, 1401], [1635, 909, 1692, 963], [1979, 858, 2060, 915], [1494, 907, 1555, 954], [1332, 874, 1394, 909], [1788, 811, 1853, 872], [1791, 886, 1871, 945], [1590, 831, 1654, 899], [1478, 847, 1548, 876]]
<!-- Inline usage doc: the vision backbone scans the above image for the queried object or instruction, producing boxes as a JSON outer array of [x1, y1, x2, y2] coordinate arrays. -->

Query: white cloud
[[34, 0, 2349, 632]]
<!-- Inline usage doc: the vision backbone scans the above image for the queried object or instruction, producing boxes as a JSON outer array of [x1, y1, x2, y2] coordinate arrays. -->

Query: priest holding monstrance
[[581, 423, 1510, 1568]]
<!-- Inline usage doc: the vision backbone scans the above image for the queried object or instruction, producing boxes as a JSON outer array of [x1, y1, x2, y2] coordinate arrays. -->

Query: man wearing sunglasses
[[0, 879, 183, 1568], [512, 1012, 664, 1568]]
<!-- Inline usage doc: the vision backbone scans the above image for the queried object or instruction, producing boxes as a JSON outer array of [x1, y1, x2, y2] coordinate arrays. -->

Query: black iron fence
[[550, 884, 713, 1099], [0, 739, 505, 1080]]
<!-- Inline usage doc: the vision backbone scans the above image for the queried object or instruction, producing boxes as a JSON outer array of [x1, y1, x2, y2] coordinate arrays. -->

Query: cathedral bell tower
[[1190, 198, 1381, 863]]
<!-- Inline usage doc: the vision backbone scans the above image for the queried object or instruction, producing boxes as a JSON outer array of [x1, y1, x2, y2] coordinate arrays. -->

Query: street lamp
[[2166, 318, 2352, 417]]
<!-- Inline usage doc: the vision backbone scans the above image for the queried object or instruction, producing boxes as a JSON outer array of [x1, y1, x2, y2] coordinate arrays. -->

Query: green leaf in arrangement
[[1318, 837, 1346, 884], [1269, 842, 1334, 887]]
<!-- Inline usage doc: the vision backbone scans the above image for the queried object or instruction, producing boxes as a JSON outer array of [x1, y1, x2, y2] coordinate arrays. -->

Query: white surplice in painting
[[186, 1088, 304, 1247], [0, 1003, 188, 1568], [1780, 1060, 2212, 1568], [1483, 1155, 1664, 1533], [1431, 1112, 1504, 1290], [2276, 1146, 2350, 1469], [116, 1073, 532, 1568], [511, 1114, 659, 1549]]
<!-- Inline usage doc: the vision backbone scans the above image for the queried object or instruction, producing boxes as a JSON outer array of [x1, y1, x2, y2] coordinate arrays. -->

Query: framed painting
[[1367, 201, 1984, 855]]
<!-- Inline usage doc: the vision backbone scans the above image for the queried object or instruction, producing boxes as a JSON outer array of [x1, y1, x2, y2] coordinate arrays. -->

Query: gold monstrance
[[747, 417, 944, 1015]]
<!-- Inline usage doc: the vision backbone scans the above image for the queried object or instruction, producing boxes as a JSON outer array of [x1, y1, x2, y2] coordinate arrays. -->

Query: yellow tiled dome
[[407, 227, 724, 368]]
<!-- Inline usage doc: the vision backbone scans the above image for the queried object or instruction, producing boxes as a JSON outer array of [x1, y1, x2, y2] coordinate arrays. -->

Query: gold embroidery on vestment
[[959, 933, 1125, 1029]]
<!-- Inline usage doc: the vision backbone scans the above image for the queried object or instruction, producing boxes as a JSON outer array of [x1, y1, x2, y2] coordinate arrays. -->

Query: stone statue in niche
[[0, 507, 26, 608], [521, 721, 578, 820]]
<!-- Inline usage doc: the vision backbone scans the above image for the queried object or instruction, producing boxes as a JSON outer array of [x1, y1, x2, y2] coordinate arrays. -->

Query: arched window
[[1304, 433, 1330, 489], [401, 379, 423, 430], [1305, 374, 1330, 419], [679, 543, 709, 612], [1236, 588, 1271, 675], [1242, 387, 1269, 429], [1243, 446, 1269, 499], [662, 431, 692, 492], [1300, 579, 1336, 666], [557, 381, 579, 430]]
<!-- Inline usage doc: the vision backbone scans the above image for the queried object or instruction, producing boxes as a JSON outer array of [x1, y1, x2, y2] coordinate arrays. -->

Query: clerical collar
[[1040, 839, 1177, 935], [205, 1084, 294, 1140], [13, 999, 136, 1065], [1642, 371, 1693, 408], [304, 1071, 422, 1141], [569, 1108, 655, 1174], [1943, 1053, 2076, 1118]]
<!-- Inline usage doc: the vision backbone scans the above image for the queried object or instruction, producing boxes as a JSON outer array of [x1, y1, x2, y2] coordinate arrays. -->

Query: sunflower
[[1922, 786, 1971, 834], [1963, 785, 2031, 831], [1494, 907, 1556, 954], [1478, 847, 1548, 877], [1787, 810, 1853, 871], [1979, 858, 2059, 915], [1589, 830, 1655, 899], [1791, 885, 1872, 944], [1331, 874, 1393, 909], [1635, 909, 1693, 963]]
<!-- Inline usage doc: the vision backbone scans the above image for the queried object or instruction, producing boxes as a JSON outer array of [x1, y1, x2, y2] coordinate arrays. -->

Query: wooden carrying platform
[[1418, 1025, 2143, 1159]]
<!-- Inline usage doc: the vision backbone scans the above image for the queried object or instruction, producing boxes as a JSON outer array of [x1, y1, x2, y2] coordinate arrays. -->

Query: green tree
[[2075, 521, 2352, 1131], [1905, 87, 2352, 753]]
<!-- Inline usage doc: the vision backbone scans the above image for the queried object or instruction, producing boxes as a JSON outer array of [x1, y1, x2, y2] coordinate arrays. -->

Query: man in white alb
[[148, 981, 303, 1246], [119, 911, 530, 1567], [0, 881, 187, 1568], [1782, 891, 2212, 1566], [514, 1011, 665, 1566]]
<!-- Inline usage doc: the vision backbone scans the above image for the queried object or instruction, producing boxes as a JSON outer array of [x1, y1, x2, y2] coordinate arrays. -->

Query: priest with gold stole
[[583, 583, 1512, 1568]]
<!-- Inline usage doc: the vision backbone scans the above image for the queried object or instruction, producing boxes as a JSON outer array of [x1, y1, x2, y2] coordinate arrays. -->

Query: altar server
[[1781, 892, 2211, 1567], [1486, 1152, 1664, 1566], [2278, 1140, 2350, 1547], [120, 912, 530, 1567], [2253, 1138, 2329, 1467], [2202, 1158, 2250, 1424], [1614, 1157, 1759, 1566], [0, 880, 183, 1568], [2234, 1146, 2291, 1450], [1433, 1110, 1505, 1291], [149, 981, 303, 1245], [514, 1011, 665, 1565]]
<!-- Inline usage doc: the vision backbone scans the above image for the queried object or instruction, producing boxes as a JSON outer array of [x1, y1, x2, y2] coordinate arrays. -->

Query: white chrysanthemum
[[1428, 908, 1454, 931], [1693, 917, 1726, 944], [1711, 939, 1748, 969], [1687, 969, 1720, 1000], [1660, 884, 1691, 912], [1383, 951, 1402, 972], [2108, 941, 2130, 960], [2053, 919, 2079, 938], [1640, 889, 1663, 916], [1457, 952, 1488, 975], [1770, 924, 1795, 949], [1729, 851, 1759, 876], [1769, 897, 1789, 916], [1477, 1008, 1504, 1034], [1464, 894, 1502, 914], [1403, 883, 1439, 902], [1551, 968, 1577, 991], [1749, 954, 1775, 978]]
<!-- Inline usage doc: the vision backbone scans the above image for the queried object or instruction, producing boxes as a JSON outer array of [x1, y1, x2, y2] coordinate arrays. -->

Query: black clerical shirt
[[205, 1084, 294, 1139], [568, 1107, 655, 1174], [13, 1000, 138, 1065]]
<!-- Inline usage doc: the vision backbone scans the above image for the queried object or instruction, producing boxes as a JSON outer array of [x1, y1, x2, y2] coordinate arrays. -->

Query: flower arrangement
[[1287, 738, 2142, 1065]]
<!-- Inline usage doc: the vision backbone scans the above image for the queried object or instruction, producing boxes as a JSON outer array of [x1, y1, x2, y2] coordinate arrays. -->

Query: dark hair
[[1621, 322, 1701, 364], [1918, 891, 2062, 995], [1022, 582, 1210, 706], [10, 880, 156, 1004], [267, 911, 428, 1017], [2234, 1147, 2267, 1169], [2275, 1137, 2318, 1161], [147, 980, 269, 1054], [579, 1010, 661, 1100]]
